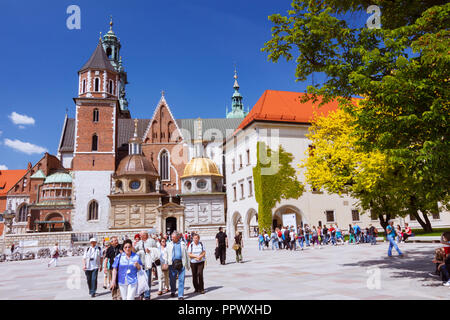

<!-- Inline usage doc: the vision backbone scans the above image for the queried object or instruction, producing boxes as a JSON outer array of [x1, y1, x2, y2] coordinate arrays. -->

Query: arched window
[[88, 201, 99, 221], [94, 78, 100, 92], [18, 204, 28, 222], [106, 47, 112, 58], [109, 80, 114, 95], [160, 150, 169, 180], [92, 134, 98, 151], [93, 109, 99, 122]]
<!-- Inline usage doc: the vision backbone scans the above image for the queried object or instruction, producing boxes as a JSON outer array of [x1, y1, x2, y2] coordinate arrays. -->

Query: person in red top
[[402, 223, 414, 242]]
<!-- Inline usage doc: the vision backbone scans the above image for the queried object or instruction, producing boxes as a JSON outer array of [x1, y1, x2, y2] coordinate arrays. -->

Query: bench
[[405, 236, 441, 243]]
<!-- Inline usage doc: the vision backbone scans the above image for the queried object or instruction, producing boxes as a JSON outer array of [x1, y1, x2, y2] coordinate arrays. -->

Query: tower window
[[82, 79, 86, 93], [92, 134, 98, 151], [94, 78, 100, 92], [160, 150, 169, 180], [88, 200, 99, 221], [93, 109, 99, 122], [109, 80, 114, 95], [106, 47, 112, 59]]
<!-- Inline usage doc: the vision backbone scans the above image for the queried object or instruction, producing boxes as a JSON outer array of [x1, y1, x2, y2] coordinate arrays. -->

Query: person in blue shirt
[[258, 233, 265, 250], [110, 239, 144, 300], [386, 220, 403, 257]]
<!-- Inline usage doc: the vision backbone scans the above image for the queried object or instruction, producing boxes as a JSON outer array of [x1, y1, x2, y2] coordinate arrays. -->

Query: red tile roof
[[236, 90, 351, 132], [0, 170, 27, 197]]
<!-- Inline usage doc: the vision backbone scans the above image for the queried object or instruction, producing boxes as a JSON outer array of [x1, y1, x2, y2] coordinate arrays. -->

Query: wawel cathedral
[[4, 20, 448, 240]]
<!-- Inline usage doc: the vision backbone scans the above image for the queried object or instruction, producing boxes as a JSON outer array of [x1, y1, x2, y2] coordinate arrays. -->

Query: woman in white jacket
[[156, 238, 170, 295]]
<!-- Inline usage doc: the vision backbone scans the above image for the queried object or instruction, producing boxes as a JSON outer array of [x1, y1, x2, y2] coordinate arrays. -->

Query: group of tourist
[[430, 232, 450, 287], [81, 229, 209, 300], [257, 223, 380, 251]]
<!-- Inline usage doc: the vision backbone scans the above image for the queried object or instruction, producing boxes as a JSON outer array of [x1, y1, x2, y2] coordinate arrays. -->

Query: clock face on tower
[[130, 181, 141, 190]]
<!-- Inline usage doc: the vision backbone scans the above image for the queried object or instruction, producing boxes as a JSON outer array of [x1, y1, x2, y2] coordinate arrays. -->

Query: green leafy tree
[[262, 1, 449, 231], [253, 142, 304, 233]]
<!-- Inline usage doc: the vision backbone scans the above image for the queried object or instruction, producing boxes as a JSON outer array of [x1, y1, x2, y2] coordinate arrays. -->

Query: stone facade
[[109, 196, 160, 229]]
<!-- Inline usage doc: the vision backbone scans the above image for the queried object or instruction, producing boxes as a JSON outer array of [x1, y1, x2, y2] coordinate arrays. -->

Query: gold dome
[[181, 157, 222, 178]]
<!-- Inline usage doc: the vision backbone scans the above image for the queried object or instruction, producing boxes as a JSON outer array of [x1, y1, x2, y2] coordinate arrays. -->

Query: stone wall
[[0, 228, 144, 253]]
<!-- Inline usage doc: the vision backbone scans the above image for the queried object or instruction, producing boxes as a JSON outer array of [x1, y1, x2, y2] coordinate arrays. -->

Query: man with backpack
[[82, 238, 103, 298]]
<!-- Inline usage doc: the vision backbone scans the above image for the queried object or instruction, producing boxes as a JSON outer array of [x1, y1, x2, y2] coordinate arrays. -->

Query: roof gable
[[143, 95, 185, 142]]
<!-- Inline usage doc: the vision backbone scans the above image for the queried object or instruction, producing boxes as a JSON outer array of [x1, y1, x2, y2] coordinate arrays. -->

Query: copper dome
[[116, 154, 159, 177]]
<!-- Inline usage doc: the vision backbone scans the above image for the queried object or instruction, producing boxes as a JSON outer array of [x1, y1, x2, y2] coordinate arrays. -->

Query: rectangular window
[[351, 209, 360, 222], [240, 183, 244, 199], [371, 211, 378, 221], [232, 159, 235, 173], [409, 214, 416, 221], [233, 186, 237, 201], [326, 210, 335, 222], [247, 149, 250, 165], [248, 180, 253, 197], [239, 155, 243, 169], [432, 212, 440, 220]]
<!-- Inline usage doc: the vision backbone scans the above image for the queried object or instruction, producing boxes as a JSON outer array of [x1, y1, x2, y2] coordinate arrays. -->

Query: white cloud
[[4, 138, 47, 155], [0, 165, 8, 170], [9, 112, 35, 126]]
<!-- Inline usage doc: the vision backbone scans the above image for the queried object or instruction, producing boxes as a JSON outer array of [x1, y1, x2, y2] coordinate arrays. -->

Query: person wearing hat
[[82, 238, 103, 298]]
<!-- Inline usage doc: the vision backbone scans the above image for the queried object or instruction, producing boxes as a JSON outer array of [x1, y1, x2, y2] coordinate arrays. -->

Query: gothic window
[[93, 109, 99, 122], [94, 78, 100, 92], [92, 134, 98, 151], [159, 150, 169, 180], [18, 204, 28, 222], [88, 200, 99, 221]]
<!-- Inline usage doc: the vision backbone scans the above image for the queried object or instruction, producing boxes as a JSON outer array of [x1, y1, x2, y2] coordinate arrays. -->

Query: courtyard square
[[0, 240, 448, 300]]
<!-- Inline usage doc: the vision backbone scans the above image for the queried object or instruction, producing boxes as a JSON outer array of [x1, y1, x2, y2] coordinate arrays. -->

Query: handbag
[[162, 263, 169, 271], [136, 269, 150, 296], [232, 243, 240, 251], [172, 259, 183, 271]]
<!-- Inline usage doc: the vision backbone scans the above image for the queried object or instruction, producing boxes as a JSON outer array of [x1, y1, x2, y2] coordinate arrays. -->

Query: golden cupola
[[181, 157, 223, 178]]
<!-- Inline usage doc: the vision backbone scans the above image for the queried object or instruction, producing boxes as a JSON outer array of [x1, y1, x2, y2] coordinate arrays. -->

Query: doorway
[[166, 217, 177, 235]]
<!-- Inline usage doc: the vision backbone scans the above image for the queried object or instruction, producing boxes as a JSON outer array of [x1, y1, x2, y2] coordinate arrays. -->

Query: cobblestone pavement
[[0, 240, 449, 300]]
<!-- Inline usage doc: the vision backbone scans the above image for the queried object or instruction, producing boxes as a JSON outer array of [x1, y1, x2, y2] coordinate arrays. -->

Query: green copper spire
[[101, 17, 129, 111], [226, 68, 248, 119]]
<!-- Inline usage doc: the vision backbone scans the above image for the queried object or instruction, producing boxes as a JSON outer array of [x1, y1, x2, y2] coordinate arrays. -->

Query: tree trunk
[[409, 196, 433, 232], [378, 213, 391, 230]]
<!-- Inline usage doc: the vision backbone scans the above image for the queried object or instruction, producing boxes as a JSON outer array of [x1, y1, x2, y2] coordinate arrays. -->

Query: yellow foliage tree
[[299, 107, 401, 229]]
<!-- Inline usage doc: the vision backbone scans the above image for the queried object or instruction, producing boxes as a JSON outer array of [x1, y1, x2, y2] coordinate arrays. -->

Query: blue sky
[[0, 0, 369, 170]]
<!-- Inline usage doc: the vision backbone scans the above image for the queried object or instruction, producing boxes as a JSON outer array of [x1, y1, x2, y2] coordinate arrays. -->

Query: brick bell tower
[[71, 22, 127, 232]]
